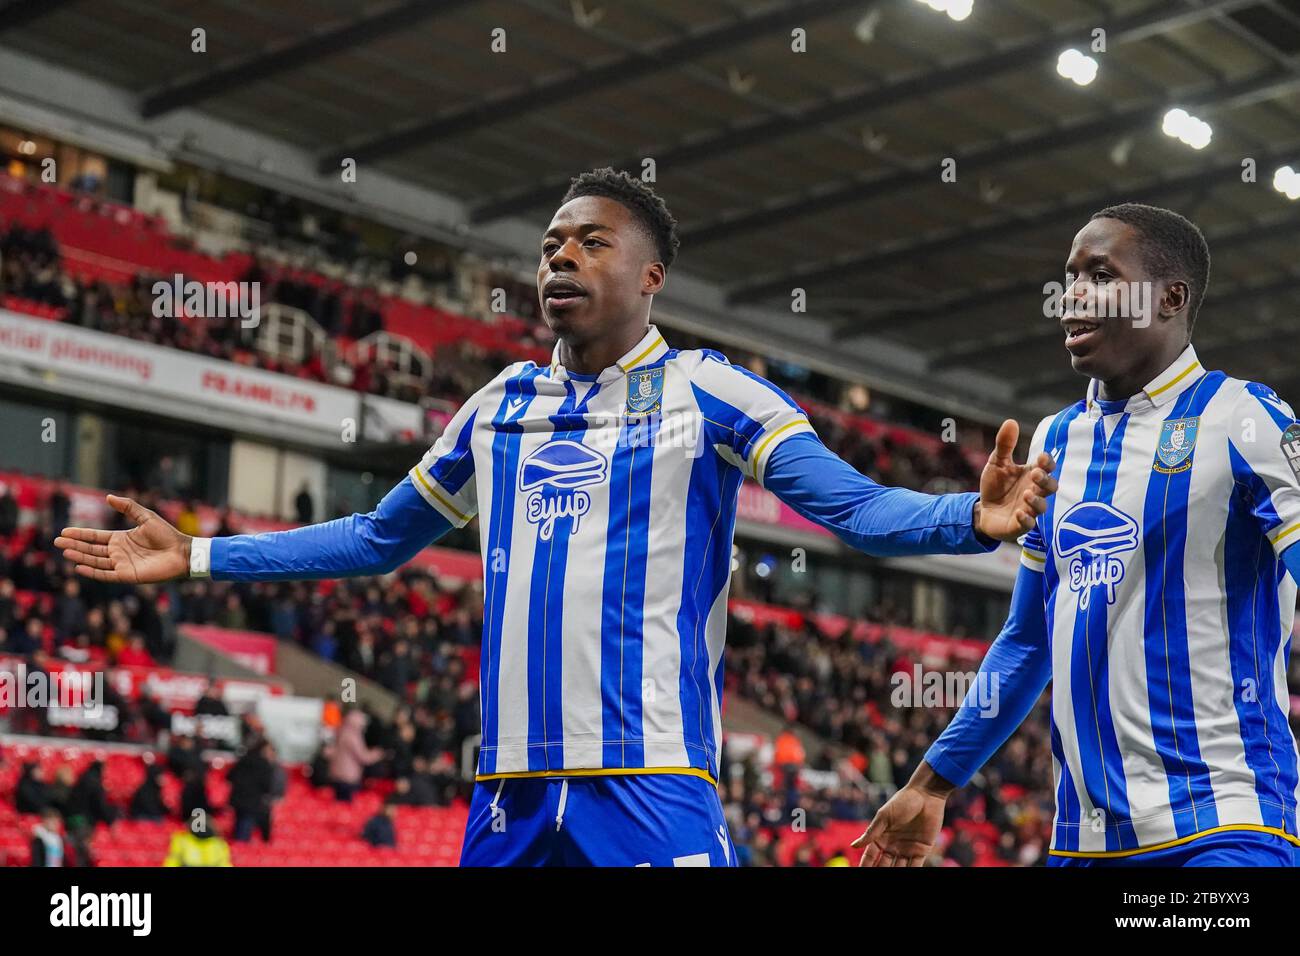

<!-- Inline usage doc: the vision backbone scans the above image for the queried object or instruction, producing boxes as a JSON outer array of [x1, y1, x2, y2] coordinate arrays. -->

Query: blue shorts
[[1047, 830, 1297, 867], [459, 772, 736, 867]]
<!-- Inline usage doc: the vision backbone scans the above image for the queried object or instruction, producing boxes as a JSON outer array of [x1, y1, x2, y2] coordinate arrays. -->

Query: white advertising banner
[[256, 695, 325, 764], [0, 309, 359, 435]]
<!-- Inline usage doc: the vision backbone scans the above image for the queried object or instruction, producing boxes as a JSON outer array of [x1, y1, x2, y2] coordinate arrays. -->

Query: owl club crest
[[1154, 416, 1200, 474], [626, 367, 664, 415]]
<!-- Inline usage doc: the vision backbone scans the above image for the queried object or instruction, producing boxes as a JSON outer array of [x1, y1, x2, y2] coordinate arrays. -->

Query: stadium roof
[[2, 0, 1299, 417]]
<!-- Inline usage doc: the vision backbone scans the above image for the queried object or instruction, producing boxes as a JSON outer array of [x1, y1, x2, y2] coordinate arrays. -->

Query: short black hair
[[561, 167, 680, 268], [1090, 202, 1211, 329]]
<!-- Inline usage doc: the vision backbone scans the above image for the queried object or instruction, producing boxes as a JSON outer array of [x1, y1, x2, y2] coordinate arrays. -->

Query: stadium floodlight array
[[914, 0, 974, 23], [1273, 165, 1300, 200], [1056, 49, 1099, 86], [1161, 108, 1213, 150]]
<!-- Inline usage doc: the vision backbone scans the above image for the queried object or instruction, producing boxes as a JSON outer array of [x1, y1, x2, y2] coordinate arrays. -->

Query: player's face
[[537, 196, 662, 343], [1059, 218, 1173, 385]]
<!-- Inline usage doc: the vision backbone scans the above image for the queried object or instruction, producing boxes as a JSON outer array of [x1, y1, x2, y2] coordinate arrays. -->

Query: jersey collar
[[548, 325, 669, 384], [1085, 343, 1203, 417]]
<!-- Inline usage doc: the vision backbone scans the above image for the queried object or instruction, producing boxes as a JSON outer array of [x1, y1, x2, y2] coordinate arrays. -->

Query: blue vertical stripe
[[429, 409, 479, 494], [691, 382, 768, 472], [1050, 717, 1082, 851], [526, 379, 601, 771], [479, 366, 544, 774], [1140, 371, 1226, 836], [675, 441, 741, 779], [1225, 444, 1299, 829], [599, 414, 660, 768]]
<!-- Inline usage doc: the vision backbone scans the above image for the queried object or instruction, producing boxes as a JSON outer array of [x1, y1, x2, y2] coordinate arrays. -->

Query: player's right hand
[[852, 782, 948, 867], [54, 494, 191, 583]]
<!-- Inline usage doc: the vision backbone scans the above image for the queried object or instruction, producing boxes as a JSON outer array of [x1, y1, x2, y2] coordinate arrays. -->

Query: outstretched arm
[[853, 562, 1051, 866], [690, 352, 1056, 553], [55, 477, 453, 583], [762, 421, 1057, 555], [921, 562, 1051, 787], [205, 477, 453, 581], [57, 365, 497, 584]]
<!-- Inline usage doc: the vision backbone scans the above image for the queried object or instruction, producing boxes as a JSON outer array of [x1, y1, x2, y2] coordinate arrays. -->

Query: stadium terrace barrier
[[172, 628, 288, 689], [182, 626, 278, 677], [0, 171, 551, 366], [727, 597, 992, 665], [271, 639, 401, 723]]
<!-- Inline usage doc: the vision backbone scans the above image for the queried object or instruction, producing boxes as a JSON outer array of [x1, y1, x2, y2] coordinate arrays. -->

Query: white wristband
[[189, 537, 212, 579]]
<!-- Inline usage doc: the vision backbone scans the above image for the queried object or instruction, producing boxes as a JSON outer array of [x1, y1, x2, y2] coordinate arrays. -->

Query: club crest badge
[[1281, 422, 1300, 481], [626, 367, 664, 415], [1154, 416, 1200, 474]]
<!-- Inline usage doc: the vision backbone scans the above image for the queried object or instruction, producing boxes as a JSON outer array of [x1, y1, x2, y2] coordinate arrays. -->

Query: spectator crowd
[[0, 477, 1085, 866]]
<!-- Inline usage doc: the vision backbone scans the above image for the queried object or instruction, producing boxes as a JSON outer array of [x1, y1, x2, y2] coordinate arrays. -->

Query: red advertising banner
[[735, 480, 829, 537]]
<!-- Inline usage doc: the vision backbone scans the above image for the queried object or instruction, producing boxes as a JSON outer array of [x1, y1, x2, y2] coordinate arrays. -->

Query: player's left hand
[[973, 419, 1057, 542]]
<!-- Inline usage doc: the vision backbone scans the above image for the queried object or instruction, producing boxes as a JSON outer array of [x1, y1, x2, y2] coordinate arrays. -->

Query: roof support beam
[[320, 0, 866, 174], [0, 0, 79, 34], [470, 0, 1257, 222], [140, 0, 460, 118], [728, 139, 1300, 305]]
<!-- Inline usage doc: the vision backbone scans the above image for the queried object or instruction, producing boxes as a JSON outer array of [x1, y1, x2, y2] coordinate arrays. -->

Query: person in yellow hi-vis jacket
[[163, 824, 233, 867]]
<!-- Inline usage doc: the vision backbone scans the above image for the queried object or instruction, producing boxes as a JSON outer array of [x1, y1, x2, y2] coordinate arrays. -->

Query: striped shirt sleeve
[[1228, 381, 1300, 562], [689, 351, 816, 486], [409, 364, 515, 527], [1018, 415, 1054, 573]]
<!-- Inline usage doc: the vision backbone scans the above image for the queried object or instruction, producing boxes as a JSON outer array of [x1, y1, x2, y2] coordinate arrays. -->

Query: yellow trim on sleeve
[[1048, 823, 1300, 859], [1020, 548, 1046, 564], [750, 420, 810, 482], [475, 766, 718, 787], [410, 467, 470, 524], [1271, 521, 1300, 548]]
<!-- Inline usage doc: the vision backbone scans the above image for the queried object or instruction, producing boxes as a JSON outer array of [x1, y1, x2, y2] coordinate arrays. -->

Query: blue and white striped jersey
[[1017, 344, 1300, 855], [408, 325, 995, 783]]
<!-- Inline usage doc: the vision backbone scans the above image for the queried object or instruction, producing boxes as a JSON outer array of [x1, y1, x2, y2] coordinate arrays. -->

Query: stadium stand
[[3, 151, 1292, 870], [0, 173, 993, 496]]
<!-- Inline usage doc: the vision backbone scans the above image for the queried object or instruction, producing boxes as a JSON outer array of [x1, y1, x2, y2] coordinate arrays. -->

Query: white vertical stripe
[[705, 583, 729, 770], [641, 366, 692, 767], [1050, 413, 1102, 851], [1182, 390, 1261, 825], [471, 393, 501, 760]]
